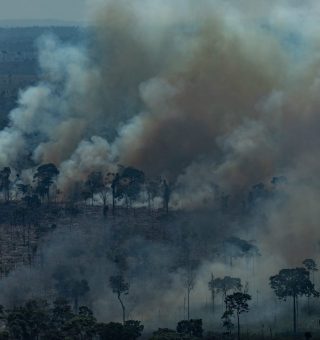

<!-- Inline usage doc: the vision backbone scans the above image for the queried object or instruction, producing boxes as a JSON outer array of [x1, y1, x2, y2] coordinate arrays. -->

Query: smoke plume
[[1, 0, 320, 332]]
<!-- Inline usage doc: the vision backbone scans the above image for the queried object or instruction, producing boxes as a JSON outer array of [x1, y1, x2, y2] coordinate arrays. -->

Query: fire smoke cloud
[[1, 0, 320, 328]]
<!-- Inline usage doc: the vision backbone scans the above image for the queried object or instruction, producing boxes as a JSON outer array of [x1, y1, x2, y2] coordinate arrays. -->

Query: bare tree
[[208, 273, 216, 314], [184, 265, 196, 321], [109, 275, 130, 324]]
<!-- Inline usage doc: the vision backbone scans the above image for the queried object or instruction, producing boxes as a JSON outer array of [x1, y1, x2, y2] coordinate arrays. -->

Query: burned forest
[[0, 1, 320, 339]]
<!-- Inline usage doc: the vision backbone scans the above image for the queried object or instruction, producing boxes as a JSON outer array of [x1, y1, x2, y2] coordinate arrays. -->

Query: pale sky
[[0, 0, 89, 22]]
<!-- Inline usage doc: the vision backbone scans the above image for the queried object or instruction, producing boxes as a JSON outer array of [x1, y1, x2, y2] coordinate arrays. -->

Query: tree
[[50, 298, 74, 333], [115, 167, 145, 211], [270, 267, 319, 334], [0, 298, 145, 340], [62, 306, 97, 340], [303, 259, 318, 283], [109, 275, 129, 324], [53, 274, 90, 312], [176, 319, 203, 338], [208, 274, 216, 314], [33, 163, 59, 203], [111, 173, 120, 215], [0, 167, 11, 202], [225, 292, 251, 340], [96, 322, 124, 340], [85, 171, 104, 206], [211, 276, 242, 308], [146, 179, 160, 212], [17, 183, 32, 198], [123, 320, 144, 340], [223, 237, 260, 267], [183, 264, 196, 321], [6, 299, 50, 340], [221, 309, 234, 336], [303, 258, 318, 314], [150, 328, 181, 340], [96, 320, 143, 340], [162, 180, 170, 214]]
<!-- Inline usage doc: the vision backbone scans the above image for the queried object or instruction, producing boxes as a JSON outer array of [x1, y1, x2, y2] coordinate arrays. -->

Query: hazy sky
[[0, 0, 88, 22]]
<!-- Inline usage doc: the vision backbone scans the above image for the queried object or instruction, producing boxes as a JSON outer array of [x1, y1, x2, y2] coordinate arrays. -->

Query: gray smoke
[[0, 0, 320, 332]]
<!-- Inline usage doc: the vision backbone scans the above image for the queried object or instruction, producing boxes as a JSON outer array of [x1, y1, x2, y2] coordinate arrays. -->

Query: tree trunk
[[211, 289, 215, 314], [237, 312, 240, 340], [112, 188, 115, 216], [293, 294, 297, 334], [74, 295, 79, 313], [118, 293, 126, 324], [187, 288, 190, 321]]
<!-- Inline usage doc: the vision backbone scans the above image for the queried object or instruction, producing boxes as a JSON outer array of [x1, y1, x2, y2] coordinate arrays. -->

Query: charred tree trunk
[[237, 312, 240, 340], [118, 293, 126, 324], [187, 287, 190, 321], [293, 294, 297, 335]]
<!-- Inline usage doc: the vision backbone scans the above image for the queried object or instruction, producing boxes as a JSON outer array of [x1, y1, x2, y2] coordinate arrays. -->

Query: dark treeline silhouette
[[0, 163, 173, 218], [0, 299, 143, 340]]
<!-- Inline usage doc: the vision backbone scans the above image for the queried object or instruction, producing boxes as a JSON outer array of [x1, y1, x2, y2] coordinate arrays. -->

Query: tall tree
[[33, 163, 59, 203], [85, 171, 104, 206], [303, 258, 318, 314], [111, 173, 120, 215], [303, 259, 318, 284], [184, 265, 195, 321], [225, 292, 251, 340], [117, 167, 145, 211], [162, 179, 170, 214], [176, 319, 203, 338], [0, 167, 11, 202], [211, 276, 242, 308], [53, 273, 90, 313], [146, 179, 160, 212], [270, 267, 319, 334], [208, 273, 216, 314], [109, 275, 129, 324]]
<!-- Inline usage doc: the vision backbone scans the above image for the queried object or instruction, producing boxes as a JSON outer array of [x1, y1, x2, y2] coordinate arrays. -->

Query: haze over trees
[[270, 268, 319, 334], [109, 275, 130, 325], [1, 1, 320, 338], [224, 292, 251, 340]]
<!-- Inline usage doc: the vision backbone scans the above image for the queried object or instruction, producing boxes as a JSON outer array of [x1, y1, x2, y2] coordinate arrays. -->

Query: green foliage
[[6, 299, 50, 340]]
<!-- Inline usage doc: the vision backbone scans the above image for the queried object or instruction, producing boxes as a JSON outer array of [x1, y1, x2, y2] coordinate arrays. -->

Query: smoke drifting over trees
[[0, 0, 320, 337]]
